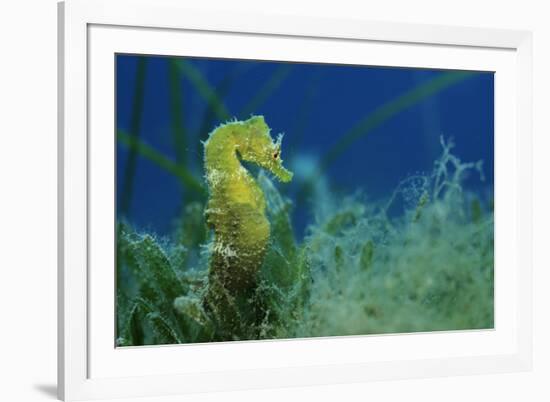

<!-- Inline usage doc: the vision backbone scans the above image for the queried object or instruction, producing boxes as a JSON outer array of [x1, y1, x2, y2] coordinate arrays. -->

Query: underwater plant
[[290, 137, 493, 338], [201, 116, 293, 336], [116, 134, 493, 345]]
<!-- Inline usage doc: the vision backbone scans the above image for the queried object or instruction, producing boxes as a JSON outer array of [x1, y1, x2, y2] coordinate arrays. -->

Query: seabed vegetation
[[115, 58, 493, 346]]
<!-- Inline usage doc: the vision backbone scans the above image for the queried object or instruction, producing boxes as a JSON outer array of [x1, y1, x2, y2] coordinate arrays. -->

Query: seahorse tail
[[203, 209, 270, 337], [208, 208, 270, 292]]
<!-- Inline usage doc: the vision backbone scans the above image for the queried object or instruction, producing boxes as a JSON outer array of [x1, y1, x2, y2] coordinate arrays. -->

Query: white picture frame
[[58, 0, 533, 400]]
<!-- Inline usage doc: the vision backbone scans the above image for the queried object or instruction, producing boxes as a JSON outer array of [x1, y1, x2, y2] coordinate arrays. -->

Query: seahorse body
[[203, 116, 293, 299]]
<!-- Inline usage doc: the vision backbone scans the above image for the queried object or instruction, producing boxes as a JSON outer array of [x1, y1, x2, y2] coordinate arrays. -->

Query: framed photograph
[[58, 0, 533, 400]]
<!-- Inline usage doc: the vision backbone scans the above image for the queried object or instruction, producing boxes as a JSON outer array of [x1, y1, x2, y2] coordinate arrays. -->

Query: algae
[[116, 132, 493, 346]]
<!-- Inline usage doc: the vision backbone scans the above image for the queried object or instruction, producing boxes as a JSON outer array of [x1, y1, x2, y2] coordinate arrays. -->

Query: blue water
[[116, 54, 494, 237]]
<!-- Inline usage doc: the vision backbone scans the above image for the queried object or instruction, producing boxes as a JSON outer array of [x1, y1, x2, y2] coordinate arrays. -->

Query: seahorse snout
[[271, 162, 293, 183]]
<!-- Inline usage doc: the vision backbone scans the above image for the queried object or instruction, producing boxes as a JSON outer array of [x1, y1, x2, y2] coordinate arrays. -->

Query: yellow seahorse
[[202, 116, 292, 334]]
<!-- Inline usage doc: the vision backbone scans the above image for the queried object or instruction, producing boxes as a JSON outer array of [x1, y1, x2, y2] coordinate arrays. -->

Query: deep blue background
[[116, 55, 494, 237]]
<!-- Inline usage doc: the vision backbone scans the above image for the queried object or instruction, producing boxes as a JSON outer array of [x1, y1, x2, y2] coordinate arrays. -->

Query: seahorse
[[202, 116, 292, 334]]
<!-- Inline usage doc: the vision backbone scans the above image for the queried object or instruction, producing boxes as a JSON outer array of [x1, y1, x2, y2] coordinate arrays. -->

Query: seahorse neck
[[205, 128, 255, 190]]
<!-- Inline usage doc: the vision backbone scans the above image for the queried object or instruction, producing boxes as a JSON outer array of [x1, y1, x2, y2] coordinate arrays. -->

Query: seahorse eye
[[273, 150, 280, 159]]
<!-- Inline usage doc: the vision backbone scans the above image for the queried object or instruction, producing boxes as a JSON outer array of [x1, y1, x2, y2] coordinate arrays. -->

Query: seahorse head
[[237, 116, 293, 183]]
